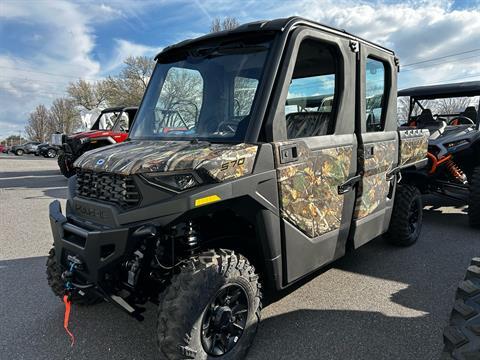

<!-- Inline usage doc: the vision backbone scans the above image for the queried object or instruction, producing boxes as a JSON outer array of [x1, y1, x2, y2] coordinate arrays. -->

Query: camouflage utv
[[46, 17, 428, 359]]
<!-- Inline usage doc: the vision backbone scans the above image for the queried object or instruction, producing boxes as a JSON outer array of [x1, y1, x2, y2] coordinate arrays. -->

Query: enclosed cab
[[46, 17, 428, 359]]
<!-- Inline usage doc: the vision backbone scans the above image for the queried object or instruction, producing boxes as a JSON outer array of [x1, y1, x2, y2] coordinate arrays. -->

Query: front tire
[[15, 149, 24, 156], [385, 184, 423, 246], [468, 166, 480, 228], [57, 154, 76, 178], [157, 249, 262, 360], [442, 257, 480, 359], [46, 247, 101, 305]]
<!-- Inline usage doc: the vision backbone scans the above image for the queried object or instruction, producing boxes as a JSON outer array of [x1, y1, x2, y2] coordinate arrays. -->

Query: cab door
[[352, 44, 399, 247], [268, 28, 359, 283]]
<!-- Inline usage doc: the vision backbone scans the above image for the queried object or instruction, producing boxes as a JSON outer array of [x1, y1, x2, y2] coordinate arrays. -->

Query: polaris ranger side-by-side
[[47, 17, 428, 359], [398, 82, 480, 227], [53, 106, 137, 177]]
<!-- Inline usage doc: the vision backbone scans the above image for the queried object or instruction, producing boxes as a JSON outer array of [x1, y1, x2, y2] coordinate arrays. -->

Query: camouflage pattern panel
[[74, 140, 258, 181], [354, 173, 391, 219], [275, 140, 354, 238], [363, 140, 397, 176], [354, 140, 397, 219], [399, 129, 429, 166], [198, 145, 258, 181]]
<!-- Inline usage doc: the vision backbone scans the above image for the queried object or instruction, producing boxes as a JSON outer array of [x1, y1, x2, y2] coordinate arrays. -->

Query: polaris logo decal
[[75, 203, 107, 219], [96, 159, 105, 166]]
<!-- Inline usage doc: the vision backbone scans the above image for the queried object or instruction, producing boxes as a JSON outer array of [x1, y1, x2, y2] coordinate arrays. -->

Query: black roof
[[155, 16, 394, 60], [101, 106, 138, 113], [398, 81, 480, 99]]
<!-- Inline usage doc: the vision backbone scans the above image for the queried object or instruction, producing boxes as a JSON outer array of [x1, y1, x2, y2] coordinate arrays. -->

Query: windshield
[[398, 95, 479, 126], [130, 35, 273, 142], [92, 111, 122, 131]]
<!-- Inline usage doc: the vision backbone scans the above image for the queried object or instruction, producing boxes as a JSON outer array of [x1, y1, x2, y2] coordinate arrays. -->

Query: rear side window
[[284, 39, 339, 139], [365, 57, 386, 132]]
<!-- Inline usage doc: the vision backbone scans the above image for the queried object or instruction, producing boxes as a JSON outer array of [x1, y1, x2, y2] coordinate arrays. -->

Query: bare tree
[[434, 97, 471, 115], [397, 96, 411, 125], [67, 79, 108, 110], [25, 104, 50, 142], [103, 56, 155, 107], [210, 17, 240, 32], [49, 98, 81, 134]]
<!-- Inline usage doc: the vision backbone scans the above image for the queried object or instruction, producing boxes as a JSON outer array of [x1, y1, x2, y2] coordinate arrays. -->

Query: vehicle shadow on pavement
[[249, 309, 433, 360], [0, 256, 158, 360], [0, 256, 436, 360], [1, 202, 477, 360]]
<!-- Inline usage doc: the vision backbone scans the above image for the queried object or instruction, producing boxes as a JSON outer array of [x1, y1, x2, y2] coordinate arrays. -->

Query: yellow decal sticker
[[194, 195, 221, 207]]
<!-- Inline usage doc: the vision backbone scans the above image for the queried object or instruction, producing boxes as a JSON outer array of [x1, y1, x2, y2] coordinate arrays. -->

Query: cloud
[[102, 39, 160, 74], [1, 0, 479, 138], [0, 0, 156, 138], [199, 0, 480, 88]]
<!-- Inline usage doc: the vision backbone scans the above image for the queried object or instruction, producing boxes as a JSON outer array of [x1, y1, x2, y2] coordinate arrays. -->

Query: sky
[[0, 0, 479, 139]]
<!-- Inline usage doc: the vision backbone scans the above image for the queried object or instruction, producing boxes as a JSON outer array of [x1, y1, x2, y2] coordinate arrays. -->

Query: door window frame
[[357, 46, 396, 134], [264, 27, 356, 141]]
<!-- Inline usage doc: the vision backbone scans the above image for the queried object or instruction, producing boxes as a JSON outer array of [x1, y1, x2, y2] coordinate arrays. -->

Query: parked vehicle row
[[1, 141, 60, 158]]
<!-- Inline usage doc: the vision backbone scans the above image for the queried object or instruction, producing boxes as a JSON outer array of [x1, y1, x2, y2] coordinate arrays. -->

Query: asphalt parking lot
[[0, 154, 478, 360]]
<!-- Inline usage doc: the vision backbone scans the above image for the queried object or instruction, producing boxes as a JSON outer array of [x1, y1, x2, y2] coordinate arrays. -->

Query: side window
[[154, 67, 203, 134], [117, 113, 129, 131], [285, 39, 338, 139], [234, 76, 258, 117], [365, 57, 386, 132]]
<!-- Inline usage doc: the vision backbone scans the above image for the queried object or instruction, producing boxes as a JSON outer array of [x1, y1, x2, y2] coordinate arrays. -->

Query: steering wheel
[[448, 116, 474, 126], [216, 121, 237, 133]]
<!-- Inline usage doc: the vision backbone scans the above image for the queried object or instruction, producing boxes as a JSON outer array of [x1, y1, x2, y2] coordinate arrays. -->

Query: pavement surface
[[0, 153, 478, 360]]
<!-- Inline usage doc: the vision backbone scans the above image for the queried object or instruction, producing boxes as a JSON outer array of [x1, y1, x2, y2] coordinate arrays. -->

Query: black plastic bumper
[[49, 200, 130, 284]]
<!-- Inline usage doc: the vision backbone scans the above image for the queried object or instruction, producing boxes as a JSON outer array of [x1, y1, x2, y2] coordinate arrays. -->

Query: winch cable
[[63, 262, 76, 347]]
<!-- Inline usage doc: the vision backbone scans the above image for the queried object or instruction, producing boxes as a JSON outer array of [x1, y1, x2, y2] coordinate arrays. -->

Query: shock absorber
[[445, 159, 467, 184]]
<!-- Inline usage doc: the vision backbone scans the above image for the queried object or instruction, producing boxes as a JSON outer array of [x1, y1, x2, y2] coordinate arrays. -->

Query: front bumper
[[49, 200, 129, 284]]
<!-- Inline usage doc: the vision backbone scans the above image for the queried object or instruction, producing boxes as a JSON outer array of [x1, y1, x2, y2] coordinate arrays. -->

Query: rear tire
[[157, 249, 262, 360], [442, 257, 480, 359], [46, 247, 101, 305], [57, 154, 75, 178], [47, 148, 57, 158], [468, 166, 480, 228], [15, 149, 24, 156], [385, 184, 423, 246]]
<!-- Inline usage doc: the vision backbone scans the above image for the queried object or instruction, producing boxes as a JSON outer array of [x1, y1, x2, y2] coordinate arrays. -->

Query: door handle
[[279, 144, 298, 164], [338, 175, 362, 195], [364, 145, 375, 159]]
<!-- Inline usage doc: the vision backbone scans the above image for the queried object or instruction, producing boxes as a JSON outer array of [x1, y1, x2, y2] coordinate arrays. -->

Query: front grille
[[76, 170, 141, 209]]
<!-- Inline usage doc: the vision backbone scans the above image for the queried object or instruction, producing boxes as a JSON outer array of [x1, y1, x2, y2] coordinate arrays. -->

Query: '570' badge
[[220, 157, 245, 171]]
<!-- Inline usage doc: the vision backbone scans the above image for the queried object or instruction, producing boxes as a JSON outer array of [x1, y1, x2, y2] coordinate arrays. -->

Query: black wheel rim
[[408, 200, 420, 235], [201, 284, 249, 356]]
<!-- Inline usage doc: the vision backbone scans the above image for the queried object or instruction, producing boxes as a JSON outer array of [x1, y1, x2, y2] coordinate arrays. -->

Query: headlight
[[80, 137, 90, 144], [142, 172, 200, 191]]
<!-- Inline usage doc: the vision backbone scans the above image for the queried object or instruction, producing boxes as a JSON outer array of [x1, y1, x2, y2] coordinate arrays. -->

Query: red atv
[[55, 106, 137, 178]]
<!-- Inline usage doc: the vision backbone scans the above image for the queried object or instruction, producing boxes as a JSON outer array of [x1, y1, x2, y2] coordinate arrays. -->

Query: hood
[[74, 140, 259, 181], [69, 130, 114, 139]]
